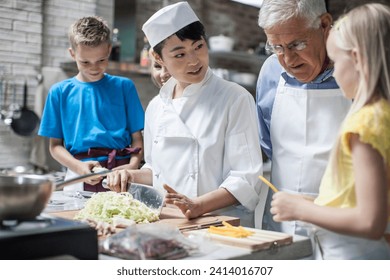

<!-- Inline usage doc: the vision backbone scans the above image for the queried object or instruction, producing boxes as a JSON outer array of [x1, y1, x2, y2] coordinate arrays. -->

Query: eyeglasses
[[265, 40, 308, 55]]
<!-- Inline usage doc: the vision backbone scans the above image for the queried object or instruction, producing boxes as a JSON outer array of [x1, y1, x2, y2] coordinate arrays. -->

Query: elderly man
[[256, 0, 351, 235]]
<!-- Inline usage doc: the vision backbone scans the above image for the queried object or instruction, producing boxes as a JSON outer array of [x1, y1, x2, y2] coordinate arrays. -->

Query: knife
[[102, 179, 164, 215], [127, 183, 165, 215]]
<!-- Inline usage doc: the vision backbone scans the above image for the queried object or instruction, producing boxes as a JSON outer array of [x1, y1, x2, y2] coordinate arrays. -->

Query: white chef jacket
[[142, 68, 265, 227]]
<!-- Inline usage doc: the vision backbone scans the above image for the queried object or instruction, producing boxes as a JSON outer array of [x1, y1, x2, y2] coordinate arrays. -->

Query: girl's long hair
[[329, 3, 390, 183]]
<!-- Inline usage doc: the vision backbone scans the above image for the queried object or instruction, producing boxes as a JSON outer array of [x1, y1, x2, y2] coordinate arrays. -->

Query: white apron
[[312, 227, 390, 259], [263, 75, 351, 236], [63, 169, 83, 192]]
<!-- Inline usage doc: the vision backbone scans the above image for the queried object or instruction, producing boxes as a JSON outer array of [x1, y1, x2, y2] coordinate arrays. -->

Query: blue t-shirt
[[255, 55, 339, 159], [38, 74, 144, 158]]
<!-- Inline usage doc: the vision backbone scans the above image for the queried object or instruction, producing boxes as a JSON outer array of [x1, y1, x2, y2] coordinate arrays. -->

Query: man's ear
[[320, 13, 333, 38], [320, 13, 332, 29]]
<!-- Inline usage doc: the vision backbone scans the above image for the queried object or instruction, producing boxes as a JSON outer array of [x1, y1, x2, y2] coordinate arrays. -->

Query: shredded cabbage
[[74, 191, 159, 224]]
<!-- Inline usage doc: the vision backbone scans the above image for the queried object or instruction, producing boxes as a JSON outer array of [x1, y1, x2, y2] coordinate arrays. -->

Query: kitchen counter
[[99, 234, 312, 260], [43, 191, 313, 260]]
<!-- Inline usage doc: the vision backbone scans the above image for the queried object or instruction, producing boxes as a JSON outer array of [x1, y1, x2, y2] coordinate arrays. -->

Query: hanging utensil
[[8, 81, 21, 119], [1, 79, 13, 125], [0, 79, 4, 120], [10, 79, 40, 136]]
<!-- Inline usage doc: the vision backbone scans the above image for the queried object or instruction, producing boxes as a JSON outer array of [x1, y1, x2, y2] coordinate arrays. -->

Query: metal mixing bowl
[[0, 174, 53, 221], [0, 170, 113, 221]]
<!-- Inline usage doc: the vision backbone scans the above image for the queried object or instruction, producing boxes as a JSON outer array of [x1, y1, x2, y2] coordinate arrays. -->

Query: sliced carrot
[[207, 223, 254, 238]]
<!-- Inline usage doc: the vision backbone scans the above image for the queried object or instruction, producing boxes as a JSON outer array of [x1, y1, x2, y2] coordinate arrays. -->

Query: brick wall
[[0, 0, 43, 88], [0, 0, 43, 168], [42, 0, 113, 68], [0, 0, 113, 108]]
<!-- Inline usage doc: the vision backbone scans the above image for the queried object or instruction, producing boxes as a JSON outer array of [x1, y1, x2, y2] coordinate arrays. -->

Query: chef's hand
[[270, 192, 311, 222], [163, 184, 202, 219], [105, 170, 134, 193], [76, 161, 102, 185]]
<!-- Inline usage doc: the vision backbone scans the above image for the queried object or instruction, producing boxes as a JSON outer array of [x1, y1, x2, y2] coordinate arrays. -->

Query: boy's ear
[[68, 47, 75, 59]]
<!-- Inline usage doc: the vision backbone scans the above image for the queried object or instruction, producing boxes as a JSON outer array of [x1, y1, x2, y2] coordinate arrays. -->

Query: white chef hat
[[142, 1, 200, 48]]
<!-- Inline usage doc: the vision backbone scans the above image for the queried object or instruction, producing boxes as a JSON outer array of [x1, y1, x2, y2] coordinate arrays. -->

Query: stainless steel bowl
[[0, 174, 53, 221], [0, 170, 113, 221]]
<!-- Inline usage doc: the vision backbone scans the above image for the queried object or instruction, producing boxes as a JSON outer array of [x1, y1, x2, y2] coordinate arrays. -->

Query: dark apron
[[74, 147, 141, 192]]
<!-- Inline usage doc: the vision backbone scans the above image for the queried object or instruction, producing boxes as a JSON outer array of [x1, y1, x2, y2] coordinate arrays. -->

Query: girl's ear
[[351, 48, 361, 69], [151, 51, 164, 65]]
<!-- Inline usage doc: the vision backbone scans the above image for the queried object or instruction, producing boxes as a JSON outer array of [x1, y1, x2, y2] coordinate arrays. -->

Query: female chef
[[106, 1, 265, 227]]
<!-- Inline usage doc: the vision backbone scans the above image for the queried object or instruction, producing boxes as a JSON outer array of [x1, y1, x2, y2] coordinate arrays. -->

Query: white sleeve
[[221, 88, 264, 211]]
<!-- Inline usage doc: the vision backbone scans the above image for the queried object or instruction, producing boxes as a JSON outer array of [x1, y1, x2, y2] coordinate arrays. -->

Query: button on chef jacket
[[142, 68, 265, 227]]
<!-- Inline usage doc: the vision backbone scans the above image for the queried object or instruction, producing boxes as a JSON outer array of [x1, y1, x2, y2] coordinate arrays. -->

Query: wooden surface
[[49, 206, 240, 231], [187, 227, 293, 252]]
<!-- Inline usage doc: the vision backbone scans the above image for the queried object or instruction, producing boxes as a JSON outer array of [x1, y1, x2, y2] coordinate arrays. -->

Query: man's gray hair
[[259, 0, 327, 29]]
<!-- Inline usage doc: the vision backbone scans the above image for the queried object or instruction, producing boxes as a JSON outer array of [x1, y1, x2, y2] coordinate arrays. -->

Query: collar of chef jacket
[[159, 67, 213, 103]]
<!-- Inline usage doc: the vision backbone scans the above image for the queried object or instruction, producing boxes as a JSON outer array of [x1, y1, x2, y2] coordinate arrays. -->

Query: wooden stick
[[258, 175, 279, 193]]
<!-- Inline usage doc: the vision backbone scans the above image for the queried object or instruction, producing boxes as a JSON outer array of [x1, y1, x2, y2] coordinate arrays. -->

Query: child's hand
[[270, 192, 307, 222], [77, 161, 102, 185]]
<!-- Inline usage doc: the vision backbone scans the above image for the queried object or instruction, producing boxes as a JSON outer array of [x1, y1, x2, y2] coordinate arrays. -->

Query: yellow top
[[315, 99, 390, 213]]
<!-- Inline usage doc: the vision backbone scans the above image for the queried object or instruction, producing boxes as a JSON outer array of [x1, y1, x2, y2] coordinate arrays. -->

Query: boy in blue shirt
[[39, 16, 144, 192]]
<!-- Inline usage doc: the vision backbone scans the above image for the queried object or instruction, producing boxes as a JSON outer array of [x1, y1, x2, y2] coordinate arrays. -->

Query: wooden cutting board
[[186, 227, 293, 252], [157, 206, 240, 230], [48, 206, 240, 231]]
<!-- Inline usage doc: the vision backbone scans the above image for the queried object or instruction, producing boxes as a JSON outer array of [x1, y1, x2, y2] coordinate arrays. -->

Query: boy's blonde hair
[[68, 16, 111, 50], [329, 3, 390, 183]]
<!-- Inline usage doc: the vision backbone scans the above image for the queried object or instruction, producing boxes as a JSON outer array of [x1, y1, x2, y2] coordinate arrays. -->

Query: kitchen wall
[[133, 0, 264, 62], [0, 0, 113, 99], [327, 0, 390, 19]]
